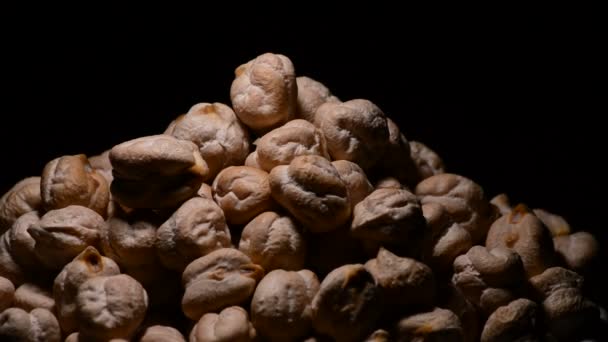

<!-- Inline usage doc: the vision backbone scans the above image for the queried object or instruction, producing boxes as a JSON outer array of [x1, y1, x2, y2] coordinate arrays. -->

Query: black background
[[0, 21, 604, 246]]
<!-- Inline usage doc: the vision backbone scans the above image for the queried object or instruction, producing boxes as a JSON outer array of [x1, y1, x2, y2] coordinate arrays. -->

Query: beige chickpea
[[374, 118, 419, 187], [164, 113, 185, 135], [332, 160, 374, 210], [244, 150, 262, 169], [364, 329, 391, 342], [409, 140, 445, 180], [480, 298, 538, 342], [541, 287, 598, 341], [0, 232, 27, 285], [170, 102, 250, 180], [295, 76, 340, 122], [41, 154, 109, 217], [455, 246, 525, 287], [65, 332, 130, 342], [53, 247, 120, 334], [374, 176, 405, 190], [490, 193, 512, 216], [88, 149, 113, 185], [75, 274, 148, 341], [256, 119, 330, 172], [156, 197, 231, 272], [101, 213, 161, 272], [88, 149, 112, 171], [190, 306, 256, 342], [311, 264, 382, 342], [230, 53, 297, 133], [13, 283, 55, 312], [351, 188, 425, 247], [197, 183, 213, 200], [314, 99, 390, 170], [0, 307, 61, 342], [212, 166, 274, 225], [269, 155, 351, 233], [395, 307, 464, 342], [139, 325, 186, 342], [0, 276, 14, 312], [421, 202, 473, 274], [416, 173, 496, 245], [528, 266, 583, 299], [365, 248, 435, 308], [110, 135, 209, 209], [486, 205, 556, 277], [452, 246, 524, 314], [251, 269, 319, 341], [27, 205, 104, 271], [0, 177, 41, 233], [533, 208, 571, 237], [553, 231, 599, 272], [7, 211, 41, 271], [239, 211, 306, 272], [181, 248, 264, 321], [529, 267, 596, 340]]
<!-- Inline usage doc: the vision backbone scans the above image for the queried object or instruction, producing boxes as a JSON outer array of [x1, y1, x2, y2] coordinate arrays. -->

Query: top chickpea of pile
[[0, 52, 604, 342]]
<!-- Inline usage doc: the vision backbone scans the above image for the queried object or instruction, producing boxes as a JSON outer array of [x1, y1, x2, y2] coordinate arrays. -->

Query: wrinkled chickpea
[[238, 211, 306, 272], [0, 52, 602, 341]]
